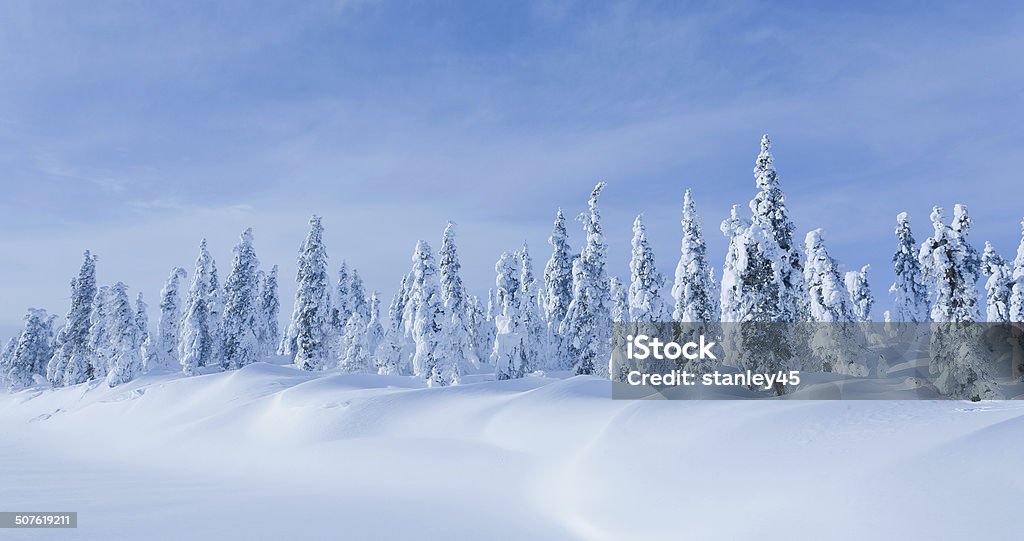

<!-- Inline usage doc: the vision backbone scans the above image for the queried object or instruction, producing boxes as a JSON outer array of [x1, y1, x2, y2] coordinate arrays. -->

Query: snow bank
[[1, 364, 1022, 540]]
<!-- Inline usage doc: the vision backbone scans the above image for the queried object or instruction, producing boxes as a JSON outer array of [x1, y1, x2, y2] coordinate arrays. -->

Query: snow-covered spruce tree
[[333, 261, 352, 333], [718, 205, 749, 324], [845, 265, 873, 323], [258, 265, 281, 356], [918, 205, 999, 399], [466, 294, 492, 365], [220, 228, 262, 370], [803, 229, 869, 375], [439, 222, 478, 370], [749, 134, 809, 322], [560, 182, 612, 377], [0, 337, 16, 388], [179, 240, 219, 376], [517, 243, 544, 373], [889, 213, 930, 323], [981, 242, 1012, 324], [339, 311, 372, 373], [286, 216, 334, 371], [1010, 220, 1024, 324], [608, 276, 632, 382], [375, 273, 411, 376], [628, 214, 668, 322], [719, 208, 792, 394], [105, 283, 144, 387], [366, 292, 385, 357], [542, 209, 575, 367], [3, 309, 56, 390], [350, 270, 369, 323], [492, 250, 526, 380], [408, 240, 458, 386], [48, 251, 98, 386], [207, 254, 222, 363], [804, 230, 857, 323], [138, 292, 156, 371], [88, 285, 113, 380], [672, 189, 719, 324], [147, 267, 187, 372]]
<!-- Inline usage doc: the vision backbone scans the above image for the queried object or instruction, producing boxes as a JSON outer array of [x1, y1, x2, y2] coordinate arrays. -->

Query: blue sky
[[1, 0, 1022, 337]]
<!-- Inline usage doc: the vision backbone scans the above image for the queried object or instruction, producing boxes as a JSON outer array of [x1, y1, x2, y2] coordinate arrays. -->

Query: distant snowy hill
[[1, 363, 1021, 540]]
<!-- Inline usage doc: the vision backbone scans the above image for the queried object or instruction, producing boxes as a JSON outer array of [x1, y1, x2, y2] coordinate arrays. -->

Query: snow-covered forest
[[3, 135, 1022, 400]]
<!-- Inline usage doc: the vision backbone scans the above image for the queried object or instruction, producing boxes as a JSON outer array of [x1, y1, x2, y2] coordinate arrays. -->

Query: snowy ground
[[1, 363, 1022, 540]]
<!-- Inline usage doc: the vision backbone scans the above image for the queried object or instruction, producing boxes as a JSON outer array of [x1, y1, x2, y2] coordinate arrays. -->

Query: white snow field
[[1, 362, 1022, 540]]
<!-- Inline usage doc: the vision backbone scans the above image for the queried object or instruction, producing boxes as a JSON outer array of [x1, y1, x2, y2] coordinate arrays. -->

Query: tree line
[[2, 135, 1021, 399]]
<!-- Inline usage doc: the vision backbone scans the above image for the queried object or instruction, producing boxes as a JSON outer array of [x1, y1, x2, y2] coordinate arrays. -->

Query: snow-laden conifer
[[258, 265, 281, 356], [542, 209, 574, 366], [48, 251, 98, 386], [366, 292, 385, 357], [981, 242, 1011, 324], [627, 214, 668, 322], [287, 216, 334, 371], [375, 274, 411, 376], [560, 183, 612, 377], [88, 285, 113, 379], [439, 222, 477, 370], [749, 134, 808, 322], [845, 265, 873, 322], [147, 267, 186, 372], [339, 311, 372, 373], [3, 309, 56, 390], [803, 229, 869, 375], [106, 283, 144, 387], [492, 250, 526, 380], [918, 205, 999, 399], [517, 243, 544, 372], [334, 262, 351, 333], [407, 241, 458, 385], [1009, 220, 1024, 323], [221, 228, 262, 370], [672, 190, 718, 324], [179, 240, 219, 375], [889, 213, 930, 323]]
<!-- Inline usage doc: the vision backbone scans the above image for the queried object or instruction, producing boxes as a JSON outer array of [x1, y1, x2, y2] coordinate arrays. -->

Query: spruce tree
[[221, 228, 262, 370], [258, 265, 281, 356], [518, 243, 544, 373], [4, 309, 56, 390], [749, 134, 808, 322], [492, 250, 528, 380], [560, 183, 612, 377], [48, 251, 98, 386], [845, 265, 873, 322], [106, 283, 144, 387], [438, 222, 477, 369], [408, 241, 458, 385], [889, 213, 930, 323], [339, 312, 372, 373], [376, 274, 411, 376], [88, 285, 113, 380], [672, 189, 718, 324], [1009, 220, 1024, 323], [627, 214, 668, 322], [334, 261, 351, 333], [287, 216, 334, 371], [803, 229, 868, 375], [149, 267, 187, 372], [918, 205, 999, 399], [981, 242, 1012, 324], [179, 239, 219, 375], [350, 269, 369, 323], [366, 291, 385, 357], [542, 209, 574, 367]]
